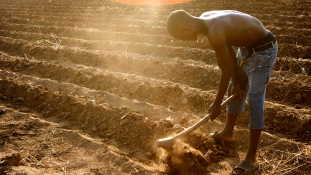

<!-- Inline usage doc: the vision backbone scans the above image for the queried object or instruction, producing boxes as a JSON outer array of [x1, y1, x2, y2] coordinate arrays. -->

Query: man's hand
[[232, 83, 242, 99], [208, 103, 221, 121], [231, 84, 245, 99]]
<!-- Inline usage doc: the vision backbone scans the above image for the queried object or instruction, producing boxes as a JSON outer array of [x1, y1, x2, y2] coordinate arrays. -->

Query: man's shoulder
[[206, 20, 229, 38], [200, 10, 239, 17], [203, 14, 233, 34]]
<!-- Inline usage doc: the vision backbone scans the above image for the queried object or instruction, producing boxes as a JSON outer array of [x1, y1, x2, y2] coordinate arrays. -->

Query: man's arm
[[208, 33, 239, 120]]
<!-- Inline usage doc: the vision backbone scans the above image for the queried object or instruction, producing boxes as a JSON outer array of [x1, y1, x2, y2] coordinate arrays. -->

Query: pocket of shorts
[[255, 54, 271, 68], [248, 54, 273, 94]]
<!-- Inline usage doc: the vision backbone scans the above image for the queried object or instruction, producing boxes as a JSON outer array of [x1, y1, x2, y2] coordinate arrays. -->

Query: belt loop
[[252, 48, 255, 54], [239, 60, 244, 67], [271, 41, 274, 48]]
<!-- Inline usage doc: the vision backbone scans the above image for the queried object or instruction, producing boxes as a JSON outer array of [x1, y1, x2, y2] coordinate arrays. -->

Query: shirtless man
[[166, 10, 278, 175]]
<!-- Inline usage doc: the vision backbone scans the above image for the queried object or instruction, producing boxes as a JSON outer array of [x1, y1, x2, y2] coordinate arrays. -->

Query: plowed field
[[0, 0, 310, 174]]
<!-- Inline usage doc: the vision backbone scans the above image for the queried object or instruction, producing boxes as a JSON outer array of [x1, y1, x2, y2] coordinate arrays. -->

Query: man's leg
[[232, 129, 261, 174], [232, 43, 278, 174], [212, 113, 238, 142], [245, 129, 261, 164], [213, 47, 248, 142]]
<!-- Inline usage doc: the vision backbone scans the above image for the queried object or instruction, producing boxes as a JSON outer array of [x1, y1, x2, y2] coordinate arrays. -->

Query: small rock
[[181, 98, 188, 105], [15, 97, 25, 102], [179, 117, 188, 125], [19, 108, 31, 113], [295, 105, 302, 109], [120, 119, 130, 126], [98, 123, 108, 131], [173, 124, 182, 129], [169, 105, 178, 111], [273, 118, 278, 124], [145, 151, 153, 158], [295, 94, 303, 103], [136, 153, 148, 162], [99, 133, 106, 138]]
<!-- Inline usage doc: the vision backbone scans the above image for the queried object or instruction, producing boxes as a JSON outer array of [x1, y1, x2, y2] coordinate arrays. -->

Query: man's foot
[[209, 131, 235, 142], [231, 160, 259, 175]]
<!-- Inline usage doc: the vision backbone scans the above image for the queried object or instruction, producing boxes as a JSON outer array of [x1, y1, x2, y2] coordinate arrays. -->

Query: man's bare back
[[201, 10, 269, 47]]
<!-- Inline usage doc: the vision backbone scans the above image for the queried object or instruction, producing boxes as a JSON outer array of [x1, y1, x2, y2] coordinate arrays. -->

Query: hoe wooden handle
[[172, 94, 237, 140], [155, 94, 238, 149]]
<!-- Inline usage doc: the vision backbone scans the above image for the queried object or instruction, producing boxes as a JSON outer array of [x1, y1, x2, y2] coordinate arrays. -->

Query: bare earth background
[[0, 0, 310, 174]]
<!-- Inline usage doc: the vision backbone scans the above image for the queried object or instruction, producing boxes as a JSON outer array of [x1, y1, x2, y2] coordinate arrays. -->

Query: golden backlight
[[110, 0, 194, 5]]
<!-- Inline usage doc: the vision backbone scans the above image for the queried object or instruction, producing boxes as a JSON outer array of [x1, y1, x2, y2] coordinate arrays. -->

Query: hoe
[[155, 94, 237, 149]]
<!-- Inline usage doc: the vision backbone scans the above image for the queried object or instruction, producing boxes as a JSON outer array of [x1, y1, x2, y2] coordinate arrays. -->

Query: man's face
[[178, 26, 198, 41]]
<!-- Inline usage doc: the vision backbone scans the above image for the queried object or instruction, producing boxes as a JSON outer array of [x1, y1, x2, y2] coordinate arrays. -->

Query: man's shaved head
[[167, 10, 192, 39]]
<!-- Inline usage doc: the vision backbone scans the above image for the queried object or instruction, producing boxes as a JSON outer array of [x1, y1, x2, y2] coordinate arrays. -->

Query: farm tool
[[155, 94, 237, 149]]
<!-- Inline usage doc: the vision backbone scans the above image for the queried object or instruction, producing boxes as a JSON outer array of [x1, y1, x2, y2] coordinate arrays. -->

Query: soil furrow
[[0, 21, 309, 59], [0, 103, 166, 175], [0, 68, 200, 122], [1, 21, 310, 51], [1, 1, 310, 17], [1, 8, 310, 30], [0, 31, 216, 63], [274, 57, 311, 76], [0, 53, 310, 138], [1, 10, 310, 28], [0, 36, 219, 90], [0, 27, 211, 50], [0, 77, 231, 174], [1, 16, 310, 39], [0, 52, 216, 113]]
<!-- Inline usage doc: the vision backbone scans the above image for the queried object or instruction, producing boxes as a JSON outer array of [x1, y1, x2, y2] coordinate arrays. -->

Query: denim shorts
[[227, 42, 278, 129]]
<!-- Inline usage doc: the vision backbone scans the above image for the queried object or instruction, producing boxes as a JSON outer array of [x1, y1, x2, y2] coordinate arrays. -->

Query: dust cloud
[[157, 140, 209, 175]]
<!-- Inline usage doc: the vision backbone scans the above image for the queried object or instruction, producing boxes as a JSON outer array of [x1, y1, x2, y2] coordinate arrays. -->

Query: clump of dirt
[[159, 141, 209, 175], [0, 153, 22, 174], [0, 108, 6, 115], [156, 130, 232, 174], [0, 153, 22, 166]]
